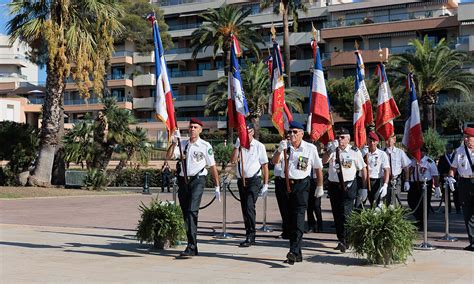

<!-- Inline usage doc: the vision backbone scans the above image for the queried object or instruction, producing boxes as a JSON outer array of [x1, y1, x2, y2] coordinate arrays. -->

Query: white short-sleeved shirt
[[451, 145, 474, 177], [328, 144, 366, 183], [360, 148, 390, 179], [234, 138, 269, 178], [385, 146, 411, 176], [278, 140, 322, 179], [409, 155, 439, 182], [173, 138, 216, 177]]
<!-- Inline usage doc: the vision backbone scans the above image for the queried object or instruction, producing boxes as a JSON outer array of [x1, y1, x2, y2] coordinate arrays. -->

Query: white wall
[[0, 99, 21, 122]]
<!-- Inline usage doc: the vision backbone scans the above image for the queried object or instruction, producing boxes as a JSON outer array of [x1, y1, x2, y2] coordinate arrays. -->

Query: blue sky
[[1, 0, 46, 82]]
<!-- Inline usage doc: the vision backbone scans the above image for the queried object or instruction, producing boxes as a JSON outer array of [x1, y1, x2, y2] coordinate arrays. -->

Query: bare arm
[[230, 147, 239, 164], [361, 167, 368, 188], [262, 163, 269, 185], [448, 167, 457, 178], [433, 176, 440, 188], [210, 165, 220, 187], [322, 152, 331, 164], [315, 168, 323, 187], [383, 167, 390, 184], [272, 150, 282, 165], [404, 167, 410, 181]]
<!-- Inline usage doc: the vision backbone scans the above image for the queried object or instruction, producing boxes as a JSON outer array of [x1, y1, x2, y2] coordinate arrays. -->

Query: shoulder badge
[[427, 158, 433, 163], [351, 145, 359, 151], [208, 148, 213, 156]]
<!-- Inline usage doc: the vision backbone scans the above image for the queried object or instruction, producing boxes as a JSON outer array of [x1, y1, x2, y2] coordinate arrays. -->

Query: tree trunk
[[52, 96, 66, 186], [251, 116, 261, 140], [282, 2, 291, 87], [28, 62, 64, 187]]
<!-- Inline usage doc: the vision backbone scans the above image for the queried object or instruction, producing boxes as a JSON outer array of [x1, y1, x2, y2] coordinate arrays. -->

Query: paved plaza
[[1, 190, 473, 283]]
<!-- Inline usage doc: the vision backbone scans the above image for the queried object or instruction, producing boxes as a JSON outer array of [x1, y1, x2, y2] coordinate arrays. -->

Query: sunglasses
[[288, 130, 301, 135], [337, 135, 348, 139]]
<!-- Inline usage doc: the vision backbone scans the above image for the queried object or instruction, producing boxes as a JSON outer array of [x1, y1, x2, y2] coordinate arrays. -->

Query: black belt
[[289, 177, 309, 185], [370, 178, 382, 181], [238, 175, 260, 182]]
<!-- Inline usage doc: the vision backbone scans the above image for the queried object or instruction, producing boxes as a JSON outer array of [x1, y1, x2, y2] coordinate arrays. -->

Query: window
[[197, 61, 211, 71], [111, 66, 125, 79], [369, 37, 391, 50], [111, 88, 125, 101], [6, 104, 15, 121]]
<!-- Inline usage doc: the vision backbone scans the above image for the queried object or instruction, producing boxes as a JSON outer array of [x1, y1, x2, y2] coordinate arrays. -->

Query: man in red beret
[[448, 127, 474, 251], [360, 132, 390, 207], [166, 118, 220, 257]]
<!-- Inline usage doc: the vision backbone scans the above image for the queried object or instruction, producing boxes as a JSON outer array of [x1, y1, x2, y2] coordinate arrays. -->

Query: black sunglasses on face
[[288, 130, 301, 135]]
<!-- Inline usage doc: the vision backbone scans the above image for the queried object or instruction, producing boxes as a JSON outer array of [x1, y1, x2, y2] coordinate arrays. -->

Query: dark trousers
[[275, 177, 290, 237], [288, 177, 310, 257], [368, 178, 383, 207], [237, 176, 262, 239], [162, 175, 171, 192], [307, 178, 323, 229], [386, 175, 402, 206], [178, 176, 205, 249], [408, 181, 433, 227], [459, 178, 474, 247], [328, 180, 357, 244]]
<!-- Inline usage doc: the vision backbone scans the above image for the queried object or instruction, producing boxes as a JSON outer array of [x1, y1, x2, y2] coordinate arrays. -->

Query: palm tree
[[205, 60, 304, 139], [8, 0, 124, 187], [190, 5, 263, 76], [389, 35, 474, 130], [260, 0, 309, 86]]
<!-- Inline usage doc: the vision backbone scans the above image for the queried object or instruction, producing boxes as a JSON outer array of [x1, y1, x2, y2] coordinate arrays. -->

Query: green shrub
[[423, 128, 446, 159], [84, 169, 108, 191], [136, 198, 186, 249], [346, 206, 417, 265]]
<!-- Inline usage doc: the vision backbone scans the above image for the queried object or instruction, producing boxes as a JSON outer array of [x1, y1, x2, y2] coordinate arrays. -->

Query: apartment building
[[0, 35, 40, 125], [3, 0, 472, 143]]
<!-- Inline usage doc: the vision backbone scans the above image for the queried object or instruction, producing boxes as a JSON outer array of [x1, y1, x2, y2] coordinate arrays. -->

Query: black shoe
[[463, 245, 474, 252], [276, 233, 290, 239], [286, 252, 297, 265], [179, 246, 198, 257], [239, 237, 255, 247], [316, 223, 323, 233], [304, 226, 315, 233], [334, 242, 346, 253]]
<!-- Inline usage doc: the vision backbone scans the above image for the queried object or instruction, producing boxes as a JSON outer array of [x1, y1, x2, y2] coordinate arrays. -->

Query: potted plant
[[136, 197, 186, 249], [346, 206, 418, 265]]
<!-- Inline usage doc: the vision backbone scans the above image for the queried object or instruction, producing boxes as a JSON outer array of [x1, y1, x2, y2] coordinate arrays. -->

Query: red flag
[[268, 39, 289, 137], [307, 37, 334, 145], [375, 64, 400, 141]]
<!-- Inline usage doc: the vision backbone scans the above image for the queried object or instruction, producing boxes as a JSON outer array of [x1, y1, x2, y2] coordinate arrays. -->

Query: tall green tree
[[260, 0, 310, 86], [190, 5, 263, 75], [388, 35, 474, 130], [205, 60, 304, 139], [8, 0, 124, 187], [116, 0, 172, 53]]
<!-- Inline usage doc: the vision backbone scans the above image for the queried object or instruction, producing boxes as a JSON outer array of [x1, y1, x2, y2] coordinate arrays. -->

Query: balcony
[[0, 54, 28, 68], [107, 74, 133, 88], [133, 97, 155, 110], [133, 52, 154, 64], [174, 93, 206, 108], [321, 9, 458, 40], [63, 96, 132, 111], [169, 69, 224, 84], [160, 0, 224, 15], [110, 51, 133, 65], [458, 2, 474, 22], [290, 59, 314, 73], [329, 48, 389, 66], [455, 36, 474, 53], [133, 74, 155, 86]]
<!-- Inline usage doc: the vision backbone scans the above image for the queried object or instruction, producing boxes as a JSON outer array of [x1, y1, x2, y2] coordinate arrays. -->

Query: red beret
[[189, 118, 203, 127], [464, 127, 474, 137], [368, 131, 379, 141]]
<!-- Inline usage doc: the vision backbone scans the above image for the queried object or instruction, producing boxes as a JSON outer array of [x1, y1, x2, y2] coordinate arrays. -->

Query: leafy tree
[[437, 101, 474, 134], [205, 60, 304, 139], [190, 5, 263, 72], [423, 128, 446, 159], [64, 98, 152, 177], [388, 35, 474, 130], [260, 0, 309, 86], [0, 122, 39, 183], [116, 0, 172, 53], [8, 0, 124, 186]]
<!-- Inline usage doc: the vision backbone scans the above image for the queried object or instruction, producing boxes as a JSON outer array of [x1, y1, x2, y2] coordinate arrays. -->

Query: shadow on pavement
[[0, 241, 63, 249]]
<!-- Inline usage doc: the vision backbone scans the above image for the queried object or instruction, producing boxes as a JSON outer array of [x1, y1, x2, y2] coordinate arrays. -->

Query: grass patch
[[0, 186, 135, 199]]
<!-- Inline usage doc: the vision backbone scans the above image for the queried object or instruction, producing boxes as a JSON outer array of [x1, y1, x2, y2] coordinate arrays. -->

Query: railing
[[175, 94, 206, 101], [64, 96, 129, 105], [168, 23, 200, 31], [107, 73, 131, 80], [389, 45, 416, 55], [167, 47, 193, 54], [0, 72, 27, 80], [19, 81, 46, 87], [176, 116, 221, 122], [158, 0, 213, 7], [323, 8, 457, 29], [112, 51, 134, 57], [0, 54, 27, 60], [28, 98, 44, 105], [169, 70, 203, 78]]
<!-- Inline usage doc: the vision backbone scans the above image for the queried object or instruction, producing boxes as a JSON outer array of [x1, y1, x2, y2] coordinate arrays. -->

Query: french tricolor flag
[[375, 63, 400, 141], [148, 13, 176, 141], [227, 39, 250, 149], [353, 50, 373, 148], [307, 37, 334, 145], [402, 73, 423, 162]]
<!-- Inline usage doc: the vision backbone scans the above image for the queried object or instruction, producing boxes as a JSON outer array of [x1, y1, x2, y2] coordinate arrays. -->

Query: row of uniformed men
[[166, 118, 474, 261]]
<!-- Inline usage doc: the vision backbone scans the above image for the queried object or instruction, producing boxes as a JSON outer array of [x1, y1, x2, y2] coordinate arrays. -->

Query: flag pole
[[240, 147, 246, 187]]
